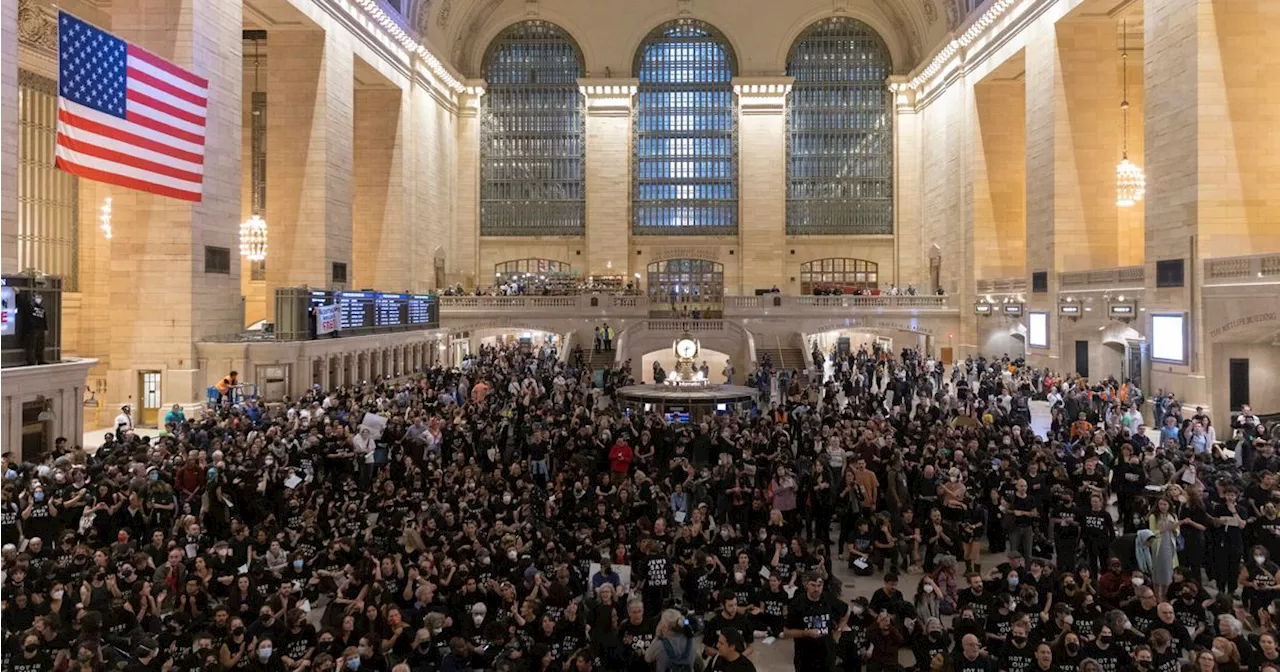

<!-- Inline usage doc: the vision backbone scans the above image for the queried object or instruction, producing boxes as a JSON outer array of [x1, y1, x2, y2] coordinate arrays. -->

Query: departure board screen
[[302, 290, 437, 338], [337, 292, 374, 330]]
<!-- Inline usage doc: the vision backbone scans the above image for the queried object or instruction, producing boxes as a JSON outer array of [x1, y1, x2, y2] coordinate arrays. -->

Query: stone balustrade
[[1058, 265, 1145, 290], [1204, 253, 1280, 283]]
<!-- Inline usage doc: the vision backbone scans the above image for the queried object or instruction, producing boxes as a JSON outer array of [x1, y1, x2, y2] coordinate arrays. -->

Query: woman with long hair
[[1148, 496, 1180, 600]]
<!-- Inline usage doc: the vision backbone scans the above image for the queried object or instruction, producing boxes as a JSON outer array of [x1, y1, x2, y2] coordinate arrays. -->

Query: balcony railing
[[1059, 265, 1145, 290], [1205, 253, 1280, 282], [723, 295, 951, 314]]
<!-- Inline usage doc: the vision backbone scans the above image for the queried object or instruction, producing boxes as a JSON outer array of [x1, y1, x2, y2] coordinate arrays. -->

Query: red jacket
[[608, 442, 633, 473]]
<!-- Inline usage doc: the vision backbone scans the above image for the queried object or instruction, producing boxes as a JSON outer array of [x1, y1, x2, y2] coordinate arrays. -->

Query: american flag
[[55, 12, 207, 202]]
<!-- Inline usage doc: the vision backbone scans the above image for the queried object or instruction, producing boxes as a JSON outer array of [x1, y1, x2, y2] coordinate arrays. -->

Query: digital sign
[[302, 290, 438, 339], [0, 285, 15, 337], [1028, 312, 1048, 348]]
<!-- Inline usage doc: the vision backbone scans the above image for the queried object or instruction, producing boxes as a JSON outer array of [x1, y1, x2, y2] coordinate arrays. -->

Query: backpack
[[660, 637, 694, 672]]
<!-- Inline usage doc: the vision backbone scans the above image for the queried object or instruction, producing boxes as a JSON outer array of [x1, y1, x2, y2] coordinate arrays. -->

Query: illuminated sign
[[0, 286, 14, 337]]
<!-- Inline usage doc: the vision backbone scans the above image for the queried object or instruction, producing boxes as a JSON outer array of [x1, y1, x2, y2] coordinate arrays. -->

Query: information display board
[[297, 289, 438, 339]]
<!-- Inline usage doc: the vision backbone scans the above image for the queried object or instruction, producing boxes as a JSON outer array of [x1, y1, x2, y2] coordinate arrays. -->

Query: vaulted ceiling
[[400, 0, 972, 77]]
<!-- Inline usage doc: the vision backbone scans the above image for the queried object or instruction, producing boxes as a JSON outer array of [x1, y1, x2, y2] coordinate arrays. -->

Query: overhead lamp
[[1116, 20, 1145, 207]]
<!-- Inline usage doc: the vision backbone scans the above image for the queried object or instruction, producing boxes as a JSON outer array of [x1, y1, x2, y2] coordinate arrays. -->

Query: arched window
[[481, 21, 585, 236], [633, 20, 737, 235], [800, 258, 880, 293], [786, 18, 893, 235]]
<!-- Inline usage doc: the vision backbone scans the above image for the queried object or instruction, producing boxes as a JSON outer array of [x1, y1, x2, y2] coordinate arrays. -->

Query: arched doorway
[[800, 258, 880, 294], [647, 259, 725, 317]]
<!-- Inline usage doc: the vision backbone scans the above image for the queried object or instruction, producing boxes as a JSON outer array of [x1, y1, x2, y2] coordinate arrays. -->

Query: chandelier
[[98, 197, 112, 239], [239, 215, 268, 261], [240, 34, 269, 262], [1116, 20, 1145, 207]]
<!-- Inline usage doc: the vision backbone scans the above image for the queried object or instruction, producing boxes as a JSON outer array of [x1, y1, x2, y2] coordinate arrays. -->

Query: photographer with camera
[[643, 609, 696, 672]]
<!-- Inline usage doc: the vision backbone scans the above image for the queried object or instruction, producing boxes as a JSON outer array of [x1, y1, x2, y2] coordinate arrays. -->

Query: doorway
[[1075, 341, 1089, 379], [1229, 358, 1250, 411], [138, 371, 161, 427], [647, 259, 725, 318]]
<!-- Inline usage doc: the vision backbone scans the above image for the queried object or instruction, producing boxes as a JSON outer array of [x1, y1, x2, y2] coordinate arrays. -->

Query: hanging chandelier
[[98, 197, 113, 239], [240, 34, 268, 261], [239, 215, 268, 261], [1116, 19, 1145, 207]]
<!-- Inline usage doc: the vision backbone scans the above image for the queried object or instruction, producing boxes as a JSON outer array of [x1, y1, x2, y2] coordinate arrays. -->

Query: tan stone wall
[[737, 101, 787, 291], [104, 0, 243, 406], [584, 106, 631, 276], [409, 81, 457, 291], [1, 0, 17, 274], [353, 86, 408, 290], [973, 77, 1026, 280], [1196, 0, 1280, 258], [265, 29, 354, 296], [452, 95, 481, 286]]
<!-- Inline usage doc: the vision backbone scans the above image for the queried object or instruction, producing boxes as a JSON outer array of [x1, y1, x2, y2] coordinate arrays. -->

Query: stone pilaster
[[353, 86, 408, 290], [452, 81, 483, 287], [891, 77, 924, 290], [1, 0, 18, 274], [734, 77, 791, 294], [265, 28, 353, 299], [1022, 22, 1063, 366], [579, 79, 636, 276], [105, 0, 243, 407]]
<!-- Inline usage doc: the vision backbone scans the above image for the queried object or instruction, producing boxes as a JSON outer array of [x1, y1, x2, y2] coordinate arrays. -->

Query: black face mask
[[25, 644, 39, 654]]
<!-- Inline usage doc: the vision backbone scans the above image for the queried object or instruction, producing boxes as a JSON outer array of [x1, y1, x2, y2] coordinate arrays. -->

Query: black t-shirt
[[954, 652, 998, 672], [1000, 639, 1036, 672], [618, 618, 655, 659], [786, 594, 840, 669], [1084, 642, 1128, 672], [708, 655, 757, 672], [9, 653, 54, 672], [1013, 496, 1037, 527], [703, 612, 754, 653]]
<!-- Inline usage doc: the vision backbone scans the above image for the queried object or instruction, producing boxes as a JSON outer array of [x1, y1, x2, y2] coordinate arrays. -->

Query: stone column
[[1142, 0, 1280, 410], [319, 356, 330, 392], [106, 0, 243, 405], [265, 28, 354, 299], [0, 0, 17, 274], [890, 78, 924, 290], [353, 85, 408, 290], [734, 78, 791, 294], [452, 82, 484, 287], [1022, 23, 1064, 367], [579, 80, 637, 276]]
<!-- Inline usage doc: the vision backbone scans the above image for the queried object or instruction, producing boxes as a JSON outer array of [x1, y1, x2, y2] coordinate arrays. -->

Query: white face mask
[[473, 614, 485, 626], [1131, 577, 1144, 586], [851, 605, 864, 616], [1257, 555, 1268, 566], [923, 584, 935, 594]]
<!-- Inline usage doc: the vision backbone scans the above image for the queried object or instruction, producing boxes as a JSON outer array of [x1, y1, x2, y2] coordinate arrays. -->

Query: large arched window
[[633, 20, 737, 236], [786, 18, 893, 235], [481, 21, 585, 236]]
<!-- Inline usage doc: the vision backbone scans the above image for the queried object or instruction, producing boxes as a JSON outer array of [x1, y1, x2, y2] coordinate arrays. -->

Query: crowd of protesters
[[1, 334, 1275, 672]]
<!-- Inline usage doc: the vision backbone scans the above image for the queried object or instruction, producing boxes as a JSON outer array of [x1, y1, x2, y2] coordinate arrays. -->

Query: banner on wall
[[0, 286, 15, 337], [316, 304, 340, 335]]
